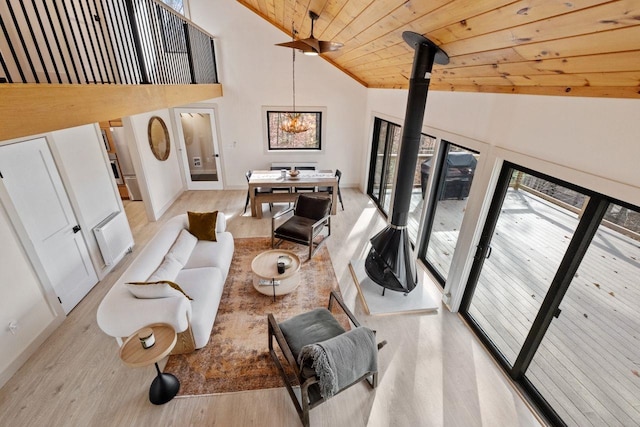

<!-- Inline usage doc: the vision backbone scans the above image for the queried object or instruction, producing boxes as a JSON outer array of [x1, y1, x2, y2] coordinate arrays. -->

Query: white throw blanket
[[298, 326, 377, 398]]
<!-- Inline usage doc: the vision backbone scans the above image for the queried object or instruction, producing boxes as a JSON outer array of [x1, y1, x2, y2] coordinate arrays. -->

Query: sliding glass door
[[525, 201, 640, 426], [367, 117, 437, 246], [461, 163, 640, 426], [418, 142, 479, 285], [368, 118, 401, 216]]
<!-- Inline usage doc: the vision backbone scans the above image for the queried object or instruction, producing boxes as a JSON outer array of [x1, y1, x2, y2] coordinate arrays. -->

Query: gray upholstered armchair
[[271, 194, 332, 260], [268, 291, 386, 427]]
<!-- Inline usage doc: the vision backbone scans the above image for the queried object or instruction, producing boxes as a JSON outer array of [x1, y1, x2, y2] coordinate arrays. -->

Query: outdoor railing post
[[124, 0, 150, 84], [183, 22, 196, 84]]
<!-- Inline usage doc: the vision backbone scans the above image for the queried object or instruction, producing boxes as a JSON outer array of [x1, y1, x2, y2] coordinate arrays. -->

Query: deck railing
[[0, 0, 217, 85], [513, 171, 640, 242]]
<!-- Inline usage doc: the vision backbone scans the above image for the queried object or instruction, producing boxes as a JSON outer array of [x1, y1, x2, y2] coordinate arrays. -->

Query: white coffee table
[[251, 249, 301, 299]]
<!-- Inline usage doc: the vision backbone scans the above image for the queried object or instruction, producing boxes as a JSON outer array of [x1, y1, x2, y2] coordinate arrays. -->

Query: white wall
[[0, 123, 130, 386], [368, 89, 640, 207], [188, 0, 368, 189], [0, 204, 59, 386], [125, 109, 184, 221]]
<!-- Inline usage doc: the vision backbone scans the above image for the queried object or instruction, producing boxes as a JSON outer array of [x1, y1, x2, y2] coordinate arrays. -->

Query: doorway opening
[[173, 108, 223, 190]]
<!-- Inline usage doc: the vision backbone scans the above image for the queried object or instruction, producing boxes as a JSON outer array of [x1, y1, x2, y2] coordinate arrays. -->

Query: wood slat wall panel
[[339, 42, 412, 67], [328, 0, 409, 45], [311, 0, 351, 39], [291, 0, 313, 37], [264, 0, 277, 20], [281, 0, 297, 32], [445, 48, 528, 68], [440, 2, 640, 57], [331, 0, 515, 63], [430, 83, 640, 99], [237, 0, 640, 98], [255, 0, 270, 16], [536, 51, 640, 74], [330, 0, 451, 63], [437, 71, 640, 87], [509, 72, 640, 86], [293, 0, 335, 38], [440, 51, 640, 79], [429, 0, 605, 46], [315, 0, 372, 41], [513, 25, 640, 60], [343, 52, 409, 72], [349, 56, 412, 73]]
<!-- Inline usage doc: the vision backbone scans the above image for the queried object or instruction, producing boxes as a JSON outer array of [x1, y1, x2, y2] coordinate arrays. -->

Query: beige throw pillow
[[126, 280, 193, 300]]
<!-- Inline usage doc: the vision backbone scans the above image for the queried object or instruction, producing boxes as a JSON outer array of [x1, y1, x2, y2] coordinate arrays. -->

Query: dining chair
[[293, 166, 317, 193], [269, 166, 293, 206], [317, 169, 344, 211], [244, 170, 273, 214]]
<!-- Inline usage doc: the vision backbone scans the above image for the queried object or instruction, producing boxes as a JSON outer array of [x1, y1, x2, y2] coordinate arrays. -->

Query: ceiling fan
[[276, 11, 343, 56]]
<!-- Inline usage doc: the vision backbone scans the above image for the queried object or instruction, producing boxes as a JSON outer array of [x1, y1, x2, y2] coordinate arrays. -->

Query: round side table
[[251, 249, 301, 300], [120, 323, 179, 405]]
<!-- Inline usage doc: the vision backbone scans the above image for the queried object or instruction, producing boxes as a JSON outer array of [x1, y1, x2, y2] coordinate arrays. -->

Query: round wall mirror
[[148, 116, 170, 161]]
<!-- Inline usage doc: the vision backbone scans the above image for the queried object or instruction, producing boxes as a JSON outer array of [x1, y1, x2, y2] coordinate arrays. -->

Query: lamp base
[[149, 364, 180, 405]]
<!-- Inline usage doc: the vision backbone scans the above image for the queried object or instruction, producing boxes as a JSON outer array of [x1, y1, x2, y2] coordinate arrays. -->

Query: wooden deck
[[419, 188, 640, 426]]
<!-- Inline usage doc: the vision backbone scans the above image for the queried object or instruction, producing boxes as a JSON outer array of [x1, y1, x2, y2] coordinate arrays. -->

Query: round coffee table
[[251, 249, 301, 300], [119, 323, 179, 405]]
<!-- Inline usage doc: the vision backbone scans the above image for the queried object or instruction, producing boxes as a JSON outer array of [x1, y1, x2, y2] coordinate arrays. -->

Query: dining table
[[248, 170, 338, 218]]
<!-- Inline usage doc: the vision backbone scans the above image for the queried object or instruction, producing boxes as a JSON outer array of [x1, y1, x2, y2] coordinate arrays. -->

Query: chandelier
[[280, 33, 309, 134]]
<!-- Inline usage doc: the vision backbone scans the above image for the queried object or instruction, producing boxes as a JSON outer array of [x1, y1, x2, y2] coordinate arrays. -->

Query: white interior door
[[0, 138, 98, 314], [173, 108, 224, 190]]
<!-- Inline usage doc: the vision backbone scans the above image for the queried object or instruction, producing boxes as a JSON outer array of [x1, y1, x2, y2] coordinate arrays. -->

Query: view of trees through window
[[266, 111, 321, 150]]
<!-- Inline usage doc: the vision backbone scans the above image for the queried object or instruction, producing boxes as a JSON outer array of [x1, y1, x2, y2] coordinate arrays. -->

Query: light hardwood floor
[[0, 189, 545, 427]]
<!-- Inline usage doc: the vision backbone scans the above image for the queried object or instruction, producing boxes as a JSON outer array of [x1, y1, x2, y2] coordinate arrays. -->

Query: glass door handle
[[553, 308, 562, 319], [485, 246, 492, 259]]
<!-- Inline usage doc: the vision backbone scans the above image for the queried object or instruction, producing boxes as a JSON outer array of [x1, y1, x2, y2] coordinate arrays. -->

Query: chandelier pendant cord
[[292, 47, 296, 112]]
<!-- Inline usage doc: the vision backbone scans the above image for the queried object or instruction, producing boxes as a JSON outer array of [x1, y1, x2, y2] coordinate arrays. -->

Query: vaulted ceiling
[[238, 0, 640, 99]]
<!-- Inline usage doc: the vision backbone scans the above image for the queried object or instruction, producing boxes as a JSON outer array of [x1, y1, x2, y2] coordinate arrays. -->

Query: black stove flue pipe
[[365, 32, 449, 294]]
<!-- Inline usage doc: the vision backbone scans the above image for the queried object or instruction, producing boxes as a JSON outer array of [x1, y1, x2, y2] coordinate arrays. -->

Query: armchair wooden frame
[[271, 199, 331, 260], [268, 291, 386, 427]]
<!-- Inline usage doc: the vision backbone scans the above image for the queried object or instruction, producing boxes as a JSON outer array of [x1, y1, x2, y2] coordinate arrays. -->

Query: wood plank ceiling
[[238, 0, 640, 99]]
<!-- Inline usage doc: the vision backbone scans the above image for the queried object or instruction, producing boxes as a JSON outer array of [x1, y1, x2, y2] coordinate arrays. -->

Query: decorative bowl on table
[[288, 170, 300, 179]]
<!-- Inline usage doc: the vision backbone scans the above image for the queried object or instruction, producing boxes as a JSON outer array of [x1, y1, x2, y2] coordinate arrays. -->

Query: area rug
[[164, 237, 346, 396]]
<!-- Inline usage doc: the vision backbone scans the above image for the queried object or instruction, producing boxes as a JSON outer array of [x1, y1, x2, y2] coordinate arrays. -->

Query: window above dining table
[[263, 106, 325, 151]]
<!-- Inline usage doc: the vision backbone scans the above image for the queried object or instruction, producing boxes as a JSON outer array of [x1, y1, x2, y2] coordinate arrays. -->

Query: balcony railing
[[0, 0, 217, 85]]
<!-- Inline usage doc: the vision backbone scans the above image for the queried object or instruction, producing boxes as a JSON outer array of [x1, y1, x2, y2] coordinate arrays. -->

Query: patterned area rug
[[164, 237, 344, 396]]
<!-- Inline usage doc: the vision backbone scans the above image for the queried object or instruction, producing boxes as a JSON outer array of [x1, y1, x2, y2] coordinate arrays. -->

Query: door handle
[[72, 225, 81, 233], [485, 246, 492, 259], [553, 308, 562, 319], [215, 154, 219, 158]]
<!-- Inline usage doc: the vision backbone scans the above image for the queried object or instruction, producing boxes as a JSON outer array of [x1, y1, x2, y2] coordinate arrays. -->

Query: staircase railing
[[0, 0, 218, 85]]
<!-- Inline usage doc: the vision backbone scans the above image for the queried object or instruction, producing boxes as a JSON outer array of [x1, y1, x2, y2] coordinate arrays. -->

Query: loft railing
[[0, 0, 217, 85]]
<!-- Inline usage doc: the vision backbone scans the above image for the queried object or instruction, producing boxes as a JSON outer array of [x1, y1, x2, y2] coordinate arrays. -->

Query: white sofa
[[97, 212, 234, 352]]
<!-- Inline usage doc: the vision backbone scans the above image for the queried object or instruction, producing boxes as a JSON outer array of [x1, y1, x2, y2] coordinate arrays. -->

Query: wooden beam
[[0, 84, 223, 142]]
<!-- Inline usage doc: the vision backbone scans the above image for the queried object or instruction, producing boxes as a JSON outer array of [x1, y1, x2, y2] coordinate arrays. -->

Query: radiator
[[93, 211, 134, 266]]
